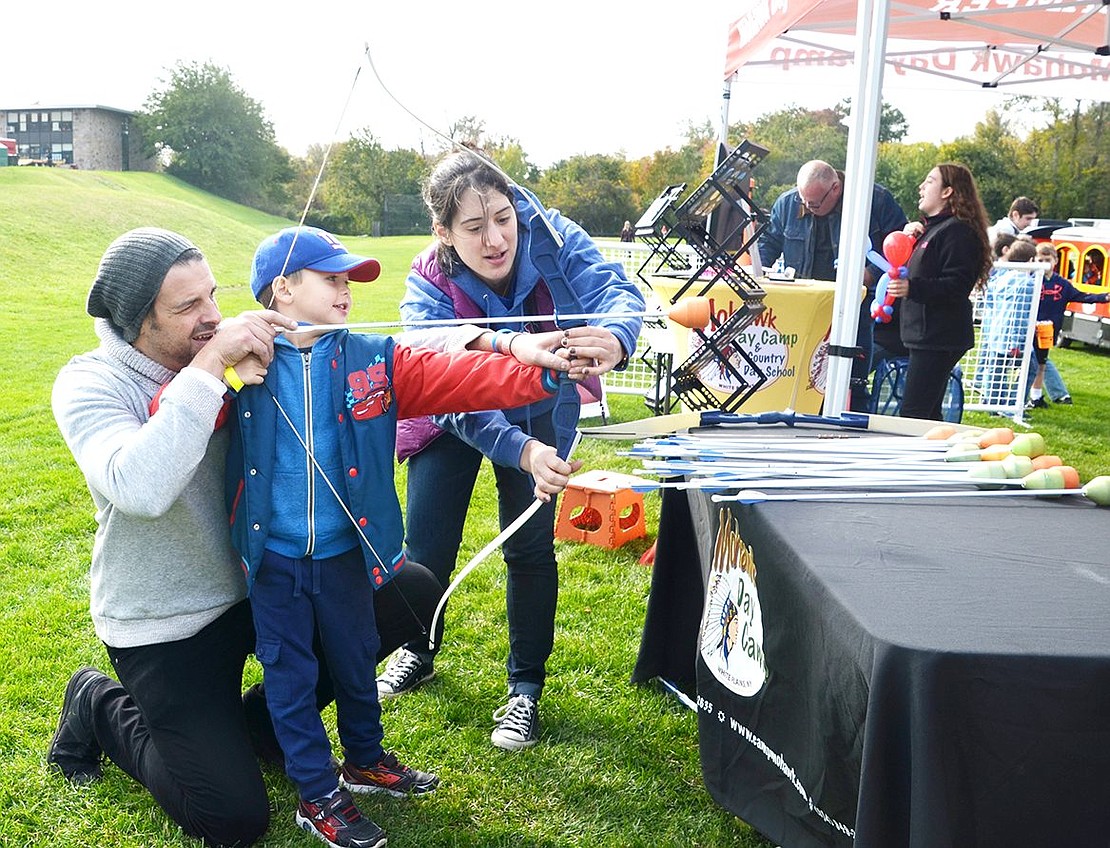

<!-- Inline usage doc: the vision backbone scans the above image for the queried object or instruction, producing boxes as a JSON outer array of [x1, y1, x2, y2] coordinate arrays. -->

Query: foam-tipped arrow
[[285, 296, 713, 334]]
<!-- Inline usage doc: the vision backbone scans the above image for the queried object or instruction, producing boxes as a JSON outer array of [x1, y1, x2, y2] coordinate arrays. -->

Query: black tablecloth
[[633, 446, 1110, 848]]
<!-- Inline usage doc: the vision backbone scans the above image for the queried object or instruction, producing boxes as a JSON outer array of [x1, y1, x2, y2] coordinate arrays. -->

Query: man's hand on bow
[[193, 310, 296, 380]]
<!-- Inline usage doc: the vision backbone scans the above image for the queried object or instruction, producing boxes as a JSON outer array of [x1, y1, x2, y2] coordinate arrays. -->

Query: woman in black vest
[[886, 163, 991, 420]]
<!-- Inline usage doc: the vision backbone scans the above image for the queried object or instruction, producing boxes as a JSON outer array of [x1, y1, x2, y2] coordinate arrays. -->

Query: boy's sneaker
[[491, 694, 539, 751], [1026, 397, 1048, 410], [339, 751, 439, 797], [376, 649, 434, 699], [296, 789, 386, 848], [47, 666, 108, 784]]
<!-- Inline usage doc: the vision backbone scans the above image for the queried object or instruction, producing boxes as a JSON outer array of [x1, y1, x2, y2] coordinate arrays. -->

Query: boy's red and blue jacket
[[226, 330, 558, 592]]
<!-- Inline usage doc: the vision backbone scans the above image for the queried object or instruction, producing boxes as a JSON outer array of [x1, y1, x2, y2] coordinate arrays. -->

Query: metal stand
[[632, 140, 773, 412]]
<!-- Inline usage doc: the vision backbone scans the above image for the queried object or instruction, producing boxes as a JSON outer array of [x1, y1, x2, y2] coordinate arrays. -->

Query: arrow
[[581, 409, 980, 440], [284, 296, 712, 335], [711, 475, 1110, 506]]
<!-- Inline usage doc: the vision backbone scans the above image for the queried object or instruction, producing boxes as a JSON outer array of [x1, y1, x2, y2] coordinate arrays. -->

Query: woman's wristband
[[494, 327, 514, 354]]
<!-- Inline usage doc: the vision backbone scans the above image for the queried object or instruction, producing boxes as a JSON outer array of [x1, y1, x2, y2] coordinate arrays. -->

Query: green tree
[[626, 122, 716, 223], [487, 138, 540, 187], [876, 141, 940, 218], [1019, 98, 1110, 220], [937, 109, 1024, 222], [536, 154, 634, 236], [732, 105, 849, 208], [834, 99, 909, 143], [323, 131, 426, 234], [138, 61, 290, 210]]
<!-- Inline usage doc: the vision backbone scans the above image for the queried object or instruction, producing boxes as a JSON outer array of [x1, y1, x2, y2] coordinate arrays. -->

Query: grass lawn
[[2, 168, 1106, 847]]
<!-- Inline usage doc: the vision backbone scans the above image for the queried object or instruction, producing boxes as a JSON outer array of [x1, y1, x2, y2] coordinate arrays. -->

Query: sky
[[3, 2, 1062, 168]]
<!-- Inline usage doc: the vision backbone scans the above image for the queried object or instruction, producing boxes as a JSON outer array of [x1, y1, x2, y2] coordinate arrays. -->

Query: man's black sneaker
[[47, 666, 107, 784], [296, 789, 386, 848], [490, 694, 539, 751], [376, 649, 434, 699], [1026, 397, 1048, 410], [339, 751, 439, 797], [1057, 395, 1073, 405]]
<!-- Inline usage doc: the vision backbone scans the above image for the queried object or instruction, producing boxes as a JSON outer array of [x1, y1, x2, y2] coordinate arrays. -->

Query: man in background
[[758, 160, 907, 411]]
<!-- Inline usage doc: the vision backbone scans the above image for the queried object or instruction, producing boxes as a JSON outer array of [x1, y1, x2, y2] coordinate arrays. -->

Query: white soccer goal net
[[957, 260, 1048, 425]]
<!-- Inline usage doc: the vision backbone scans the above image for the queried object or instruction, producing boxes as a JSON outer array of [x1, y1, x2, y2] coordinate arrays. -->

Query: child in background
[[1027, 242, 1110, 408], [226, 226, 574, 848]]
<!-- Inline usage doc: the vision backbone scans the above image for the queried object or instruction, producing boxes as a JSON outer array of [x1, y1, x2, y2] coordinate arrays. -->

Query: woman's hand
[[903, 221, 925, 239], [519, 439, 584, 502], [559, 325, 627, 379], [886, 277, 909, 298]]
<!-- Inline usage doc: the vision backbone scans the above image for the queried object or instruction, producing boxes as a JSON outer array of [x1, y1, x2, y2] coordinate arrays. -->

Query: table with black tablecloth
[[632, 430, 1110, 848]]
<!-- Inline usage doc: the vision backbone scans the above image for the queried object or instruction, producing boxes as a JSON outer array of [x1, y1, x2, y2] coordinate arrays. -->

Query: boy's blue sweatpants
[[251, 547, 383, 801]]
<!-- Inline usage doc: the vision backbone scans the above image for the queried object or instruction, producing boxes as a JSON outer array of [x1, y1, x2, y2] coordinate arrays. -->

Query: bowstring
[[273, 62, 364, 295]]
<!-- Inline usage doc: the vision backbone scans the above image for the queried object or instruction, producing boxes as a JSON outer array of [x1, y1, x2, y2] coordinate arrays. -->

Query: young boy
[[1027, 242, 1110, 408], [226, 226, 571, 848]]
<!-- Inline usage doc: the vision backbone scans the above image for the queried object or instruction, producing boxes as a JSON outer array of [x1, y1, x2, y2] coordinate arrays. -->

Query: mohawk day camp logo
[[699, 508, 767, 697]]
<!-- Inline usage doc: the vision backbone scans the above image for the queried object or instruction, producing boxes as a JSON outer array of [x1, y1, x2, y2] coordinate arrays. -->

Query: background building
[[1, 105, 154, 170]]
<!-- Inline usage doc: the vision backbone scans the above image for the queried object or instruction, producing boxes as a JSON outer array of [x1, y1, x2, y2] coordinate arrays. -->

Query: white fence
[[957, 260, 1047, 424]]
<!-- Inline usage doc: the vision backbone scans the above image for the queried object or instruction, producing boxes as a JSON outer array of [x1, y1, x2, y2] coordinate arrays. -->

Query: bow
[[518, 185, 587, 461]]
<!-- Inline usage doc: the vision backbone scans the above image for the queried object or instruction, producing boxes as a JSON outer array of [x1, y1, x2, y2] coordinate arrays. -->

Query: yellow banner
[[651, 277, 841, 414]]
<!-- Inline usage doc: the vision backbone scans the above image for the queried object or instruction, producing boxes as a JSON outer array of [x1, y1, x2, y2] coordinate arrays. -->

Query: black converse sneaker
[[296, 789, 386, 848], [376, 649, 434, 699], [490, 694, 539, 751]]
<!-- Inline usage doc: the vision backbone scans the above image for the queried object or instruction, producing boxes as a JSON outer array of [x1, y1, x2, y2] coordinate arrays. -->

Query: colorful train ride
[[1049, 225, 1110, 349]]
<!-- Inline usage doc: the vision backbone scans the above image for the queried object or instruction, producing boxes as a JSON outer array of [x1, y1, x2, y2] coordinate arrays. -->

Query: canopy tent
[[720, 0, 1110, 415]]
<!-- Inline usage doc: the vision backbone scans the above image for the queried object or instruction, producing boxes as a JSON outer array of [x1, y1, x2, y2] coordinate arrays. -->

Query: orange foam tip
[[977, 427, 1014, 448], [925, 424, 958, 440], [667, 297, 712, 329], [1059, 466, 1081, 489], [1031, 454, 1062, 470]]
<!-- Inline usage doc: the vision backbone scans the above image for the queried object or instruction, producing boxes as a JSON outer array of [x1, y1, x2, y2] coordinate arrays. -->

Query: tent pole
[[707, 75, 733, 240], [825, 0, 893, 417], [716, 72, 765, 276], [719, 73, 733, 147]]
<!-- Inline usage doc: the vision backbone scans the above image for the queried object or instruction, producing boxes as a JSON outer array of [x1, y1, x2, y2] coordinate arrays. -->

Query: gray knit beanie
[[87, 228, 199, 342]]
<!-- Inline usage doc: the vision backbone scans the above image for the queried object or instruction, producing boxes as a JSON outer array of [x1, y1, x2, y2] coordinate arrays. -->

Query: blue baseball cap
[[250, 226, 381, 297]]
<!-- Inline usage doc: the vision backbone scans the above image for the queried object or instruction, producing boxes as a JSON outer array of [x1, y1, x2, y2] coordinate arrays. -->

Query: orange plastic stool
[[555, 469, 652, 549]]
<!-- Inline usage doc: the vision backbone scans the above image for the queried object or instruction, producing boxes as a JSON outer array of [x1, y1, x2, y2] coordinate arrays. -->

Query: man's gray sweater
[[52, 320, 242, 647]]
